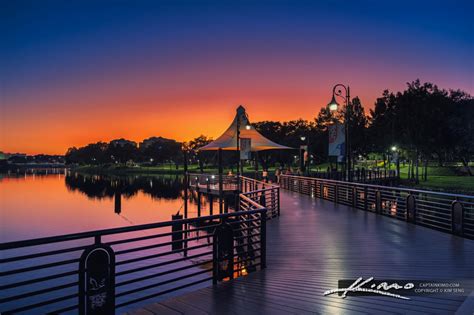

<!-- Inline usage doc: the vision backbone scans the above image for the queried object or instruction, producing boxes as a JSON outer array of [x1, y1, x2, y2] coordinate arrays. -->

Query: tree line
[[65, 80, 473, 178]]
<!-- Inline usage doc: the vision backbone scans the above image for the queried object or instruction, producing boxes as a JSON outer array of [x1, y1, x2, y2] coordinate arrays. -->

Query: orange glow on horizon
[[2, 91, 378, 155]]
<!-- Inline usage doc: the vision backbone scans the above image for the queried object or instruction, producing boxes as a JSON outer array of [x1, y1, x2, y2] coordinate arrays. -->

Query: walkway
[[128, 190, 474, 314]]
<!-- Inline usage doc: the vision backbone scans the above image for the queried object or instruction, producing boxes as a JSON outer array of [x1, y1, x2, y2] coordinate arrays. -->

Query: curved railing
[[0, 184, 269, 314], [188, 173, 280, 219], [280, 174, 474, 239]]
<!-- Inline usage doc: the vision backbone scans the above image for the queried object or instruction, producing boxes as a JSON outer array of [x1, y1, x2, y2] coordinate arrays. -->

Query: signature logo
[[324, 277, 414, 300]]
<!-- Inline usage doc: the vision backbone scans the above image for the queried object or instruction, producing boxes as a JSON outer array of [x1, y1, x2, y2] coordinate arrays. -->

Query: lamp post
[[300, 135, 309, 174], [328, 84, 351, 181], [236, 106, 251, 180], [391, 145, 400, 178]]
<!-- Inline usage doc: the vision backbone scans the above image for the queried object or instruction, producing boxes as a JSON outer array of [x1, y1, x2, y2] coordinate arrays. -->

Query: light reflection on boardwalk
[[128, 190, 474, 314]]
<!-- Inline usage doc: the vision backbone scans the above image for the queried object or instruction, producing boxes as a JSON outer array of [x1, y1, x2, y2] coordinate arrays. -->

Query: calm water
[[1, 170, 218, 313], [0, 170, 209, 243]]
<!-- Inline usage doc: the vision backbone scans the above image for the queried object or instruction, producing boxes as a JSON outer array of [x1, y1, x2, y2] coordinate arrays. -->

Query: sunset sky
[[1, 0, 473, 155]]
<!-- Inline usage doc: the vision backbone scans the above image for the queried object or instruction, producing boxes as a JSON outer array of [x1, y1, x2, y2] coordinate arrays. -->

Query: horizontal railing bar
[[115, 234, 212, 255], [116, 276, 212, 309], [0, 270, 78, 290], [0, 258, 80, 277], [46, 304, 78, 314], [116, 259, 212, 287], [281, 174, 474, 199], [3, 293, 78, 314], [116, 250, 213, 276], [116, 243, 210, 266], [0, 244, 89, 264], [106, 225, 219, 246], [0, 280, 77, 303], [116, 268, 212, 298], [0, 209, 265, 250]]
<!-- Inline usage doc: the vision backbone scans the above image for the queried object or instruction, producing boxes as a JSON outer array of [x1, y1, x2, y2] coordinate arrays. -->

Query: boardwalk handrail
[[280, 174, 474, 239], [0, 204, 267, 314], [187, 173, 281, 219], [240, 176, 280, 219]]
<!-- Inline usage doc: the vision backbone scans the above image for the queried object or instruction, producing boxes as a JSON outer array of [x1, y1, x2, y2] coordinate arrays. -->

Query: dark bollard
[[213, 222, 234, 284], [172, 214, 184, 251], [79, 244, 115, 315]]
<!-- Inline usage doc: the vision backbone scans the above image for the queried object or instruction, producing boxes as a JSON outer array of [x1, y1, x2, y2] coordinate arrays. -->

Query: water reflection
[[65, 172, 184, 200], [0, 171, 201, 242]]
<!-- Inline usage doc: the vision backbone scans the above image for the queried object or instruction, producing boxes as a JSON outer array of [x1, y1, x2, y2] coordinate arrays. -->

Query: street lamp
[[299, 136, 309, 174], [328, 84, 351, 181], [391, 145, 400, 178], [236, 106, 251, 179]]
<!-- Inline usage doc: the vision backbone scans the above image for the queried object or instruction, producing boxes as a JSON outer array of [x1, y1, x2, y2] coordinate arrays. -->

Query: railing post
[[277, 187, 281, 216], [406, 194, 416, 223], [352, 187, 357, 207], [364, 186, 368, 211], [171, 214, 183, 250], [334, 184, 339, 203], [260, 211, 267, 269], [375, 190, 382, 213], [212, 233, 218, 285], [452, 200, 464, 236]]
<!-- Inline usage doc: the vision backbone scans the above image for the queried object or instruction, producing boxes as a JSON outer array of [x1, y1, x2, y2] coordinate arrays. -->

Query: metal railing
[[240, 176, 280, 219], [309, 169, 397, 183], [0, 201, 266, 314], [188, 173, 238, 191], [187, 173, 280, 219], [280, 174, 474, 239]]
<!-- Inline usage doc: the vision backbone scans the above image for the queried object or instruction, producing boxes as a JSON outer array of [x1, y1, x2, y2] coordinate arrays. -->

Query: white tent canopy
[[200, 105, 293, 151]]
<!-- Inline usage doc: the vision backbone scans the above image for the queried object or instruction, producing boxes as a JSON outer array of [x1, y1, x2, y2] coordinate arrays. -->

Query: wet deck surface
[[127, 190, 474, 314]]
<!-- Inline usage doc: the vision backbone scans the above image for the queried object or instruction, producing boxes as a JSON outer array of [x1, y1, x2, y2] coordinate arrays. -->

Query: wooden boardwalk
[[127, 190, 474, 314]]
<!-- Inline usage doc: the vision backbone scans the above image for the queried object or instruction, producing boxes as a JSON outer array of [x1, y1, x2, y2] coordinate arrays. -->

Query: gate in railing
[[0, 198, 266, 314], [280, 174, 474, 239]]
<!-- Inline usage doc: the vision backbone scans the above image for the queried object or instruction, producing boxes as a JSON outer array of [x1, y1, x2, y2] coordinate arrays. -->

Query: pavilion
[[200, 105, 291, 152]]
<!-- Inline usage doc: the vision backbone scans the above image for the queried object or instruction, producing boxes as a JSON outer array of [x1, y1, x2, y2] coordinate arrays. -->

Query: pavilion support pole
[[183, 150, 188, 219], [218, 148, 223, 214], [183, 150, 188, 257], [255, 151, 259, 180], [197, 192, 201, 217]]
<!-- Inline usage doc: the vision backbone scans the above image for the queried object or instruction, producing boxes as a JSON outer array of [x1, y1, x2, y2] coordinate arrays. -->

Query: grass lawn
[[397, 165, 473, 193]]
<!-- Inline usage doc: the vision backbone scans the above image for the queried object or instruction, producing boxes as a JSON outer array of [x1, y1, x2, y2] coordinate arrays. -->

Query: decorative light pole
[[236, 106, 251, 180], [300, 135, 309, 174], [391, 145, 400, 178], [328, 84, 351, 181]]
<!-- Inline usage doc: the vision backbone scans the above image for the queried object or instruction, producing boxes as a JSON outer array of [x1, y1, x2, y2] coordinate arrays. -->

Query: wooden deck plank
[[130, 190, 474, 314]]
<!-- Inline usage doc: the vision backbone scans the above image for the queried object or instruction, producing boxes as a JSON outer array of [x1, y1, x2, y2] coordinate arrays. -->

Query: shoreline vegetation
[[68, 163, 473, 195]]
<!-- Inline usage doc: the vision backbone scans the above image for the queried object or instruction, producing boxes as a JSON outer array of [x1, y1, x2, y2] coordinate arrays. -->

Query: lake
[[0, 170, 210, 243], [0, 170, 219, 314]]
